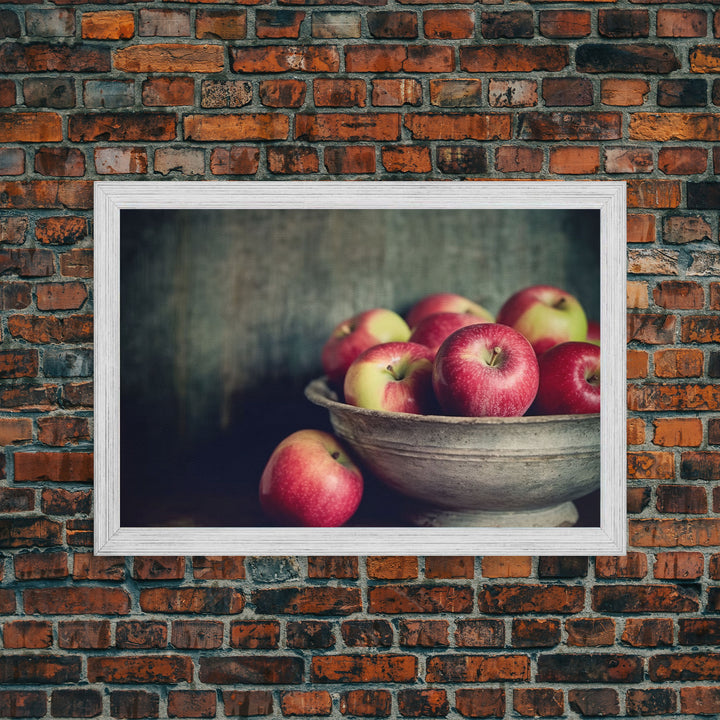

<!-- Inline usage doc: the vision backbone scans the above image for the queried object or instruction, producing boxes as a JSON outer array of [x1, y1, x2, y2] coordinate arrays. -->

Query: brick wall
[[1, 0, 720, 717]]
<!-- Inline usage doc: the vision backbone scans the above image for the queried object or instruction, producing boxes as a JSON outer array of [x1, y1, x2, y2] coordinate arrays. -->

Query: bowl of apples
[[304, 288, 601, 528]]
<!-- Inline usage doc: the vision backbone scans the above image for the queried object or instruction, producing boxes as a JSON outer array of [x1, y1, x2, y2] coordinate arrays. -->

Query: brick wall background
[[1, 0, 720, 717]]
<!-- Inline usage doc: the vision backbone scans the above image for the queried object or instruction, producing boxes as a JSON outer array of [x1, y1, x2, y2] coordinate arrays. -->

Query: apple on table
[[406, 292, 494, 330], [259, 429, 363, 527], [321, 308, 410, 386], [530, 341, 600, 415], [432, 323, 539, 417], [497, 285, 588, 356], [344, 341, 435, 415]]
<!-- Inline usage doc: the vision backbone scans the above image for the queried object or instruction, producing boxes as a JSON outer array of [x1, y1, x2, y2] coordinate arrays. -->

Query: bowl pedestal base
[[404, 501, 579, 528]]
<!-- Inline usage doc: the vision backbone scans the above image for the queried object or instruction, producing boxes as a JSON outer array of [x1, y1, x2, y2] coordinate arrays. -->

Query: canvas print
[[119, 205, 602, 531]]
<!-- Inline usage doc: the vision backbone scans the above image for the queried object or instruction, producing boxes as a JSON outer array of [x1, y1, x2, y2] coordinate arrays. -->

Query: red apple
[[406, 292, 494, 330], [409, 312, 489, 358], [321, 308, 410, 386], [531, 341, 600, 415], [586, 320, 600, 346], [432, 323, 539, 417], [259, 429, 363, 527], [344, 341, 435, 415], [496, 285, 588, 356]]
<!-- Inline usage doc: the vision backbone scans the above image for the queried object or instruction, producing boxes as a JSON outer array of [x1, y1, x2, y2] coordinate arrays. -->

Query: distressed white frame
[[94, 181, 626, 556]]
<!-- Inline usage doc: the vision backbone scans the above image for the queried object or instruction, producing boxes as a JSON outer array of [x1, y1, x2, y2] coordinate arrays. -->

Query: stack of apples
[[260, 286, 601, 527]]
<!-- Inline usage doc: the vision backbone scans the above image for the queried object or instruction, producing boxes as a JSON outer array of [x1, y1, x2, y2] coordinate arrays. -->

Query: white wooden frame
[[94, 181, 626, 556]]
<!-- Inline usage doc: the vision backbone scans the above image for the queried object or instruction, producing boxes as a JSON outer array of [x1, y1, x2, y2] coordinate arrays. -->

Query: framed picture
[[94, 180, 626, 556]]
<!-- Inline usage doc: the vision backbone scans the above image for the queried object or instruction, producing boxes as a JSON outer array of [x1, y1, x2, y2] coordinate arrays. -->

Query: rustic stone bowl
[[305, 377, 600, 528]]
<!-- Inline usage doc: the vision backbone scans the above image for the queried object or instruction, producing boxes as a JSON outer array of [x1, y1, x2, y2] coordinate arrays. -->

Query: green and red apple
[[406, 292, 494, 330]]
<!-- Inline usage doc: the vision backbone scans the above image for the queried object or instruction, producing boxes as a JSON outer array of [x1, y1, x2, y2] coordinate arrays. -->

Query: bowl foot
[[404, 501, 579, 528]]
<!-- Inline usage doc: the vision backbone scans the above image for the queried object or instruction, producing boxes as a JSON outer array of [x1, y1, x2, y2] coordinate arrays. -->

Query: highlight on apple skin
[[405, 292, 494, 330], [496, 284, 588, 356], [321, 308, 411, 387], [409, 311, 490, 358], [259, 429, 364, 527], [530, 341, 601, 415], [432, 323, 540, 417], [343, 341, 435, 415]]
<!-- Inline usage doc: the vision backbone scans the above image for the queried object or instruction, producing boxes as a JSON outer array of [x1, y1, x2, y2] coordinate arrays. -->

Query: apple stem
[[331, 451, 341, 461], [489, 347, 503, 367], [553, 297, 567, 310], [587, 371, 600, 387]]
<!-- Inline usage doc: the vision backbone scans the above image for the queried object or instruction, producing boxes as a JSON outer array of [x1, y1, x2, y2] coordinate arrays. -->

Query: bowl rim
[[305, 377, 600, 426]]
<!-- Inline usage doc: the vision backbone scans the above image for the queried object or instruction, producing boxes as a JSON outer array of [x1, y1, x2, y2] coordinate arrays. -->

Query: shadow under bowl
[[305, 378, 600, 528]]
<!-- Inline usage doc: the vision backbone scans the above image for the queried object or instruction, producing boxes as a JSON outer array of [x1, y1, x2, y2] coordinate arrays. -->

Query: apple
[[409, 312, 489, 358], [321, 309, 410, 386], [344, 341, 435, 415], [530, 341, 600, 415], [432, 323, 539, 417], [259, 429, 363, 527], [496, 285, 588, 356], [406, 292, 494, 330], [586, 320, 600, 346]]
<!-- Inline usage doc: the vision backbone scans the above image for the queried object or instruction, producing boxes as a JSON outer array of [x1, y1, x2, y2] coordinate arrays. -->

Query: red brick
[[297, 113, 399, 141], [209, 146, 260, 175], [488, 80, 537, 108], [681, 687, 720, 715], [73, 554, 125, 581], [116, 621, 168, 649], [568, 690, 619, 718], [172, 620, 223, 650], [69, 113, 176, 142], [543, 77, 593, 106], [36, 282, 88, 311], [324, 145, 375, 174], [134, 556, 185, 580], [382, 145, 431, 173], [565, 618, 615, 647], [513, 689, 563, 718], [81, 10, 134, 39], [511, 619, 561, 648], [537, 654, 643, 684], [627, 450, 675, 479], [539, 10, 590, 38], [311, 655, 416, 683], [627, 282, 649, 309], [94, 146, 148, 174], [344, 45, 407, 73], [14, 451, 92, 483], [114, 43, 222, 72], [372, 78, 421, 106], [192, 556, 245, 579], [0, 656, 81, 684], [0, 691, 47, 718], [425, 556, 474, 579], [367, 556, 418, 579], [368, 585, 472, 613], [259, 79, 306, 107], [430, 79, 483, 107], [0, 487, 34, 513], [0, 181, 93, 210], [286, 620, 334, 649], [231, 45, 339, 73], [601, 79, 650, 106], [222, 691, 273, 717], [0, 113, 61, 143], [367, 11, 417, 38], [495, 146, 542, 173], [0, 80, 15, 108], [13, 551, 67, 580], [658, 9, 707, 37], [481, 556, 532, 578], [681, 451, 720, 481], [142, 77, 194, 107], [518, 112, 621, 141], [455, 689, 505, 718], [398, 689, 448, 718], [3, 620, 52, 649], [654, 551, 704, 579], [0, 147, 23, 175], [455, 619, 503, 648], [653, 418, 703, 447], [479, 585, 584, 613], [664, 216, 712, 244], [42, 487, 90, 515], [604, 147, 653, 173], [195, 9, 246, 38], [280, 691, 332, 717], [340, 690, 391, 717], [0, 350, 37, 379], [255, 10, 303, 38], [622, 618, 673, 648], [460, 45, 568, 72], [0, 383, 58, 412], [230, 621, 279, 649], [88, 656, 193, 684], [627, 417, 645, 445], [140, 587, 244, 614], [167, 691, 215, 719], [426, 655, 530, 683], [25, 587, 130, 615], [185, 114, 288, 141], [598, 9, 649, 38], [626, 688, 677, 715], [0, 248, 54, 276], [630, 112, 720, 141], [595, 553, 648, 579], [549, 146, 599, 174], [313, 78, 365, 107], [630, 518, 720, 547], [654, 348, 704, 378], [481, 11, 533, 39], [659, 147, 707, 175], [253, 587, 359, 615], [405, 113, 510, 140], [138, 8, 190, 37], [34, 148, 84, 177], [0, 217, 28, 245], [654, 280, 704, 308], [307, 557, 359, 579], [60, 249, 93, 277], [110, 691, 159, 720], [424, 9, 474, 38], [650, 654, 720, 682], [201, 79, 252, 109], [342, 620, 393, 647], [37, 416, 90, 446], [200, 656, 302, 685]]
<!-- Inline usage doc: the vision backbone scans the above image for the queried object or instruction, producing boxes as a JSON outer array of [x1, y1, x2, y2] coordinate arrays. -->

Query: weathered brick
[[311, 12, 360, 38], [340, 690, 391, 717], [518, 112, 621, 141], [0, 9, 21, 38], [405, 113, 510, 140], [0, 691, 47, 718], [0, 216, 28, 245], [539, 10, 590, 38], [25, 587, 130, 615], [538, 556, 588, 578], [437, 146, 487, 174], [258, 79, 306, 107], [424, 9, 474, 39], [481, 11, 532, 38], [604, 147, 653, 173], [0, 180, 93, 210], [630, 113, 720, 141], [489, 80, 537, 108], [0, 112, 62, 142], [455, 619, 504, 648], [0, 656, 81, 684], [367, 11, 417, 38], [231, 45, 339, 73], [168, 690, 215, 719], [512, 619, 561, 648], [252, 586, 359, 614], [373, 78, 421, 107], [576, 44, 679, 74], [479, 585, 584, 614], [138, 8, 190, 36], [426, 655, 529, 683], [342, 620, 393, 647], [201, 79, 252, 108], [69, 113, 176, 142], [95, 147, 148, 174], [621, 618, 673, 648], [398, 689, 448, 718], [654, 551, 704, 580], [297, 113, 399, 141], [663, 216, 712, 244], [658, 9, 707, 37], [627, 313, 676, 343], [114, 44, 223, 72], [601, 78, 649, 107], [313, 78, 365, 107], [256, 10, 304, 38], [658, 79, 707, 108], [81, 11, 134, 40], [455, 689, 505, 718], [482, 556, 532, 578], [425, 556, 474, 579], [382, 145, 431, 173], [659, 146, 707, 175], [653, 418, 703, 447], [369, 585, 473, 613], [626, 688, 677, 715], [537, 654, 643, 684], [35, 147, 85, 177], [544, 78, 593, 106], [549, 146, 599, 174], [598, 9, 649, 38], [567, 689, 619, 718], [200, 656, 303, 684], [495, 146, 543, 173], [630, 517, 720, 546], [0, 148, 23, 175], [83, 79, 134, 109], [88, 656, 193, 684], [688, 182, 720, 209], [286, 620, 334, 649], [209, 146, 259, 175], [681, 687, 720, 716], [154, 147, 204, 176], [324, 145, 375, 174], [172, 620, 223, 649], [513, 688, 563, 718], [430, 79, 482, 107], [628, 417, 645, 446], [0, 486, 34, 512], [50, 689, 102, 718], [650, 654, 720, 682], [185, 114, 288, 141], [654, 348, 704, 378], [399, 619, 449, 647], [230, 621, 280, 649], [0, 43, 110, 73], [460, 45, 567, 72], [110, 690, 159, 720], [3, 620, 52, 649], [222, 691, 273, 717], [140, 587, 244, 614], [142, 77, 194, 107]]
